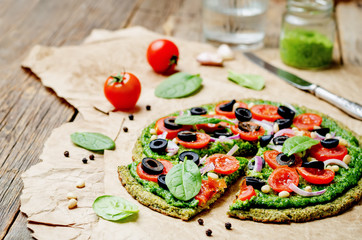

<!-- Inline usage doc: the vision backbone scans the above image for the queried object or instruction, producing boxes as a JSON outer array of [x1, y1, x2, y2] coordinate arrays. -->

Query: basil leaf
[[92, 195, 138, 221], [227, 70, 265, 91], [155, 72, 203, 99], [282, 136, 319, 156], [175, 115, 234, 125], [165, 160, 202, 201], [71, 132, 115, 151]]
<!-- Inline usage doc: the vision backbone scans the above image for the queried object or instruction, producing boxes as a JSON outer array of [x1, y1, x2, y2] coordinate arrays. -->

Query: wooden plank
[[0, 0, 140, 238], [336, 1, 362, 66], [3, 213, 32, 240]]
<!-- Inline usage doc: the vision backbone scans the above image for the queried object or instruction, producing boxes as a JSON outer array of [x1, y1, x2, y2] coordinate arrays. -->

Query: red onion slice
[[251, 119, 274, 135], [200, 163, 215, 175], [274, 128, 295, 138], [324, 159, 349, 169], [199, 154, 208, 165], [166, 141, 179, 156], [253, 156, 263, 172], [282, 102, 297, 114], [289, 183, 326, 197], [226, 144, 239, 156], [158, 132, 168, 139], [267, 144, 282, 152]]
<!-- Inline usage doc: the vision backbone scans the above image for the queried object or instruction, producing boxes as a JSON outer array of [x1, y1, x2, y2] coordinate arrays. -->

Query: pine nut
[[304, 186, 312, 192], [68, 199, 77, 209], [261, 185, 271, 193], [150, 129, 157, 135], [66, 192, 77, 200], [207, 172, 219, 179], [76, 180, 85, 188], [343, 155, 351, 165], [279, 191, 290, 198]]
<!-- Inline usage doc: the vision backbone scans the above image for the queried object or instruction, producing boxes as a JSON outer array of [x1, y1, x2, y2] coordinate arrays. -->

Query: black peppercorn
[[128, 114, 134, 120], [64, 151, 69, 157], [123, 127, 128, 132], [225, 222, 232, 230], [82, 158, 88, 164], [146, 105, 151, 111], [89, 154, 95, 160], [197, 218, 204, 225], [206, 229, 212, 237]]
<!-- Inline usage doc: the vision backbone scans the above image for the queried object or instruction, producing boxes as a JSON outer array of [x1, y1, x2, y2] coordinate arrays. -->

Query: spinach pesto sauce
[[232, 102, 362, 210]]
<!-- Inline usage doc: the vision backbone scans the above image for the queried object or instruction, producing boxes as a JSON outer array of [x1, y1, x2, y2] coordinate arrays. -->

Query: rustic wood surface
[[0, 0, 361, 239]]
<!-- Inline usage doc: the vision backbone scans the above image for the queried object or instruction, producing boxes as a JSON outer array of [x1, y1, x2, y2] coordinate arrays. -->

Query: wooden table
[[0, 0, 361, 239]]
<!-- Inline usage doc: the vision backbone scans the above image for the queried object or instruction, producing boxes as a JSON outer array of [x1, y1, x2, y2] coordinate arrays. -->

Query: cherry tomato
[[104, 72, 141, 110], [263, 150, 303, 169], [147, 39, 179, 74], [136, 159, 173, 182], [195, 177, 227, 206], [250, 105, 282, 122], [309, 143, 348, 161], [215, 101, 248, 119], [237, 185, 256, 201], [196, 114, 229, 133], [297, 167, 335, 185], [155, 117, 191, 139], [176, 132, 211, 149], [293, 113, 322, 131], [268, 166, 299, 193], [230, 122, 265, 141], [205, 154, 240, 174]]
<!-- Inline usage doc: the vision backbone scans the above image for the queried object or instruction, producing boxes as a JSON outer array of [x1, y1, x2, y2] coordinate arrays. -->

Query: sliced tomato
[[155, 116, 191, 139], [230, 122, 265, 141], [237, 185, 256, 201], [268, 166, 299, 193], [195, 177, 227, 206], [293, 113, 322, 131], [136, 159, 173, 182], [205, 154, 240, 174], [263, 150, 303, 169], [176, 132, 211, 149], [196, 114, 229, 133], [309, 143, 348, 161], [297, 167, 335, 185], [215, 101, 248, 119], [250, 105, 282, 122]]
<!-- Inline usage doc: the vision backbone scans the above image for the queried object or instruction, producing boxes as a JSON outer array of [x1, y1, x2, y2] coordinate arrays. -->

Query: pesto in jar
[[280, 29, 333, 69]]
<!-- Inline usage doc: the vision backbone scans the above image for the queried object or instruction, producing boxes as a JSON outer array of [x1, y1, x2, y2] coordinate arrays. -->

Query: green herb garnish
[[282, 136, 319, 156], [155, 72, 203, 99], [227, 70, 265, 90], [165, 160, 202, 201], [175, 115, 234, 125], [92, 195, 138, 221], [70, 132, 115, 152]]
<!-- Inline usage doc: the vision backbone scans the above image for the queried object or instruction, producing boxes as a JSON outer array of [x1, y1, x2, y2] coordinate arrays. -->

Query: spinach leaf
[[228, 70, 265, 90], [92, 195, 138, 221], [71, 132, 115, 152], [165, 160, 202, 201], [155, 72, 203, 99], [175, 115, 234, 125], [282, 136, 319, 156]]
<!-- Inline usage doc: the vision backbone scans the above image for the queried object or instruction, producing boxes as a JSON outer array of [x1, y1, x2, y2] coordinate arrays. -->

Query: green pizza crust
[[118, 99, 362, 222]]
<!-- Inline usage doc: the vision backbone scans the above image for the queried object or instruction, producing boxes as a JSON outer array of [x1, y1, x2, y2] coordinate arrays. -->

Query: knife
[[243, 52, 362, 120]]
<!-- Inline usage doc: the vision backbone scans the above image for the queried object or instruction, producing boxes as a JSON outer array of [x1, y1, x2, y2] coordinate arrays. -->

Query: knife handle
[[315, 87, 362, 120]]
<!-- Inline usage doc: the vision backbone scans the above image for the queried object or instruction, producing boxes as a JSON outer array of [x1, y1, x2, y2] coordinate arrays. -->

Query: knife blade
[[243, 52, 362, 120]]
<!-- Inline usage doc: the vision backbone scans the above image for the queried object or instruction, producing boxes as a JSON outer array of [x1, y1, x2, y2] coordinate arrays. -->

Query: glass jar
[[280, 0, 335, 69]]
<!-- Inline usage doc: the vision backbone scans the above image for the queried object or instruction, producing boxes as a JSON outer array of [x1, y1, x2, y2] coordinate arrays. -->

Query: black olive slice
[[179, 151, 200, 165], [238, 122, 260, 132], [311, 127, 330, 136], [247, 157, 266, 170], [277, 106, 295, 119], [273, 135, 289, 145], [259, 135, 273, 147], [235, 108, 252, 122], [190, 107, 207, 115], [245, 177, 266, 190], [149, 139, 168, 154], [301, 161, 324, 170], [276, 153, 295, 166], [219, 99, 236, 112], [321, 138, 339, 149], [157, 174, 168, 190], [275, 118, 293, 130], [213, 128, 233, 138], [141, 158, 164, 175], [177, 131, 197, 142], [164, 117, 182, 130]]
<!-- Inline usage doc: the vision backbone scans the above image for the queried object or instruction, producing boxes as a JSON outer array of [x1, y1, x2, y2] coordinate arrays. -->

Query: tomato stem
[[110, 73, 124, 84]]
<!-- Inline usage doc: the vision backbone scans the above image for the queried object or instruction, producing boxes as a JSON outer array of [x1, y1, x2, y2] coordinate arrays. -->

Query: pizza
[[118, 99, 362, 222]]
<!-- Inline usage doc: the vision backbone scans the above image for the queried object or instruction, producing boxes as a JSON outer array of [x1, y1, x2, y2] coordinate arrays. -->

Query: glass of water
[[202, 0, 269, 50]]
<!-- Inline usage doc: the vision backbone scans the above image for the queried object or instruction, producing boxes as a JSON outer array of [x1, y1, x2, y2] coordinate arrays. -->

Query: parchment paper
[[21, 27, 362, 240]]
